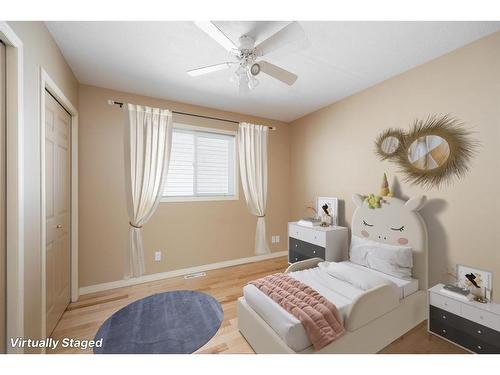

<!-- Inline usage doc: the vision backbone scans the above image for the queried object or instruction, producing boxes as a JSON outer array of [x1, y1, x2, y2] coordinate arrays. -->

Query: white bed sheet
[[341, 261, 419, 299], [243, 261, 419, 352]]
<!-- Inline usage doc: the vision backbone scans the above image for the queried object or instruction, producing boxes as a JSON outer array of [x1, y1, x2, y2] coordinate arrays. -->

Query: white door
[[45, 90, 71, 336], [0, 40, 6, 353]]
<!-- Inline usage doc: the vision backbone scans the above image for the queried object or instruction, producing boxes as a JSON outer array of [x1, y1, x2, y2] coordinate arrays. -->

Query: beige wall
[[0, 39, 6, 353], [289, 31, 500, 301], [78, 85, 290, 287], [7, 22, 79, 351]]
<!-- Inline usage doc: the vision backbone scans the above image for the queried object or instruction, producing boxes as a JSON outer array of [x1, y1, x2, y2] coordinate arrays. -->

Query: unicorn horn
[[379, 173, 391, 197]]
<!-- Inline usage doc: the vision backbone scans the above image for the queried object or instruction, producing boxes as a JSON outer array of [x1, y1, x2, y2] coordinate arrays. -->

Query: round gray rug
[[94, 290, 223, 354]]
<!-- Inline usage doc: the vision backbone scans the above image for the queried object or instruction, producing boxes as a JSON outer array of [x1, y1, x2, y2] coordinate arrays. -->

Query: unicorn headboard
[[351, 194, 428, 290]]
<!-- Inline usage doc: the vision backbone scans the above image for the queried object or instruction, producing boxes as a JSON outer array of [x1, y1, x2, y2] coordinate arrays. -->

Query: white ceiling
[[46, 21, 500, 122]]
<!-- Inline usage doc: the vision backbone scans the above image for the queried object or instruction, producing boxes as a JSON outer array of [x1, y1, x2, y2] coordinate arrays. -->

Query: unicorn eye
[[391, 225, 405, 232], [363, 220, 374, 227]]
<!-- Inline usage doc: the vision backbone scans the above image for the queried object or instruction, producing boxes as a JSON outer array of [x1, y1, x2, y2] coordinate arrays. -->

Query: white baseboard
[[79, 250, 288, 296]]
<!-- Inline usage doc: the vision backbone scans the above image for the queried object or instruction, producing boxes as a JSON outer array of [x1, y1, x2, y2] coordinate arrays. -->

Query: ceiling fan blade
[[194, 21, 237, 52], [255, 21, 306, 56], [187, 62, 235, 77], [259, 61, 298, 86]]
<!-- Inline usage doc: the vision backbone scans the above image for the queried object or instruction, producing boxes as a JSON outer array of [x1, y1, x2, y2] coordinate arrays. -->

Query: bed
[[237, 194, 429, 354]]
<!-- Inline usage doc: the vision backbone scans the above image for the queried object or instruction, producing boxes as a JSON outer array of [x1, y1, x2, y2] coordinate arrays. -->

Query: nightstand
[[428, 284, 500, 353], [288, 222, 348, 264]]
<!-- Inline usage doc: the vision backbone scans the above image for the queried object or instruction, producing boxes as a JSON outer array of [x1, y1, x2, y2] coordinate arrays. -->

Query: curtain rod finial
[[108, 100, 124, 108]]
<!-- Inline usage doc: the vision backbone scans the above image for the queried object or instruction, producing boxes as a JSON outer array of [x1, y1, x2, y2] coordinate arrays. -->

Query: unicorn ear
[[404, 196, 426, 211], [352, 194, 364, 208]]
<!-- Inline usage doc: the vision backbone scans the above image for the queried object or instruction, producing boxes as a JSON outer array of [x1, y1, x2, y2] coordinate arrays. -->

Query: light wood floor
[[49, 256, 466, 354]]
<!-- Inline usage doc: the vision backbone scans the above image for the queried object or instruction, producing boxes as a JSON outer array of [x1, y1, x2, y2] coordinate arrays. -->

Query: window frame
[[160, 123, 239, 203]]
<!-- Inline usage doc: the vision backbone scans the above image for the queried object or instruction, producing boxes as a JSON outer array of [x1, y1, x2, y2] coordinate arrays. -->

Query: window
[[162, 125, 237, 201]]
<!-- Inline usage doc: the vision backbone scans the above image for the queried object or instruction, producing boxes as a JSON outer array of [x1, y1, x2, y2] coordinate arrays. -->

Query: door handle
[[56, 224, 63, 229]]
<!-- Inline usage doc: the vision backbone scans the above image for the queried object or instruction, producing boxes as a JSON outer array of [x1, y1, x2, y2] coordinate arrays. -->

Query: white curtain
[[238, 123, 270, 255], [124, 104, 173, 278]]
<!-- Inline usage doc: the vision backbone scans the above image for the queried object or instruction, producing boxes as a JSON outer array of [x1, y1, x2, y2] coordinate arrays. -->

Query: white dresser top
[[429, 283, 500, 316], [289, 221, 347, 232]]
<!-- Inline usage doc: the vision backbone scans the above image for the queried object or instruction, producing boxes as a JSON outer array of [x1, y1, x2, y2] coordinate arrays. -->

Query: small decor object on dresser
[[456, 265, 492, 303], [288, 221, 348, 264], [428, 284, 500, 354]]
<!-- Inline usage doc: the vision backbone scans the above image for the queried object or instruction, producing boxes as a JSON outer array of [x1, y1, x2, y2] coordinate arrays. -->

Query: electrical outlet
[[154, 251, 162, 262]]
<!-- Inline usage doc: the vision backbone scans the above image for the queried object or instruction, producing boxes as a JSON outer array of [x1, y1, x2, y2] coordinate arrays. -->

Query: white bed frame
[[237, 195, 428, 354]]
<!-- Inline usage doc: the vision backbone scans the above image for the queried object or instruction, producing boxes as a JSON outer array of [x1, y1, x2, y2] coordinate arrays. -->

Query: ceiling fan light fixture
[[248, 76, 259, 90], [250, 63, 261, 76]]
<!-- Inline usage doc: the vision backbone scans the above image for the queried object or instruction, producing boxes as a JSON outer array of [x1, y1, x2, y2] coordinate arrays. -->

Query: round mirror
[[375, 129, 405, 160], [380, 136, 400, 155], [407, 135, 450, 170]]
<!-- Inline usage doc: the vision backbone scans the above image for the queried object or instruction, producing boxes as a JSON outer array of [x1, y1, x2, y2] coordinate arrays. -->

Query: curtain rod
[[108, 100, 276, 130]]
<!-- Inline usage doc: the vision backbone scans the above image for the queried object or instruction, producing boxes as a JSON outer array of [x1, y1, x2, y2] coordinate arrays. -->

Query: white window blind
[[163, 127, 236, 199]]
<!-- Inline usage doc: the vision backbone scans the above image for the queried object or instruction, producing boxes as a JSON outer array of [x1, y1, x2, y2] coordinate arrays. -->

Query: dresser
[[428, 284, 500, 353], [288, 222, 348, 264]]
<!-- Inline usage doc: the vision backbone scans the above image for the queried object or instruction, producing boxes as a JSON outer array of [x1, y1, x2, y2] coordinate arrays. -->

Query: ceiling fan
[[188, 21, 306, 93]]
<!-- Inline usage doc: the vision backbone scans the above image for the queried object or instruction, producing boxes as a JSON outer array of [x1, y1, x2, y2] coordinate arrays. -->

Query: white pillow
[[349, 235, 413, 280], [318, 261, 394, 291]]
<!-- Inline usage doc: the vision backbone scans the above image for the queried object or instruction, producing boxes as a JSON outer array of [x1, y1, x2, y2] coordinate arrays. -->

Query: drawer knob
[[295, 244, 298, 248], [313, 250, 316, 254], [442, 329, 447, 334], [477, 330, 482, 334], [295, 258, 298, 261], [477, 345, 482, 350], [442, 315, 446, 320]]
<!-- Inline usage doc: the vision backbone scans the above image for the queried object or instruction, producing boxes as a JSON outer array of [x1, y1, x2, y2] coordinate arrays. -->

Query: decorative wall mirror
[[375, 115, 478, 188], [375, 129, 405, 159]]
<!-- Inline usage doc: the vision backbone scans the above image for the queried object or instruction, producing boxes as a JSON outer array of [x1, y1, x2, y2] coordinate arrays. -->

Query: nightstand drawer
[[289, 237, 325, 261], [429, 292, 462, 315], [288, 224, 326, 247], [288, 248, 308, 264], [462, 304, 500, 331]]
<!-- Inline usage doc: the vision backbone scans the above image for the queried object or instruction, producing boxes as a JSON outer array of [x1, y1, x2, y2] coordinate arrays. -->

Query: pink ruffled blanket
[[249, 273, 345, 350]]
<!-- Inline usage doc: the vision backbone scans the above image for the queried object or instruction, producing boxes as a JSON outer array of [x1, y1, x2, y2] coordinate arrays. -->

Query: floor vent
[[184, 272, 207, 280]]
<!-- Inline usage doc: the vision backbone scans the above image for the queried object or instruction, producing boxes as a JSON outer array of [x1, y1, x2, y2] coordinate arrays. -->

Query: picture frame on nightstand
[[316, 196, 338, 226]]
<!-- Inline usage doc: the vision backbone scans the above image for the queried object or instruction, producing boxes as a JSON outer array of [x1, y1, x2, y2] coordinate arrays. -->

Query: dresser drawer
[[460, 315, 500, 347], [288, 224, 326, 247], [429, 305, 462, 326], [461, 303, 500, 331], [457, 332, 500, 354], [429, 318, 462, 344], [429, 292, 462, 315], [289, 237, 325, 262]]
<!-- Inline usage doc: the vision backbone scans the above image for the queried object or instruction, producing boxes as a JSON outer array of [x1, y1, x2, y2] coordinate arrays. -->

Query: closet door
[[45, 91, 71, 336], [0, 40, 6, 353]]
